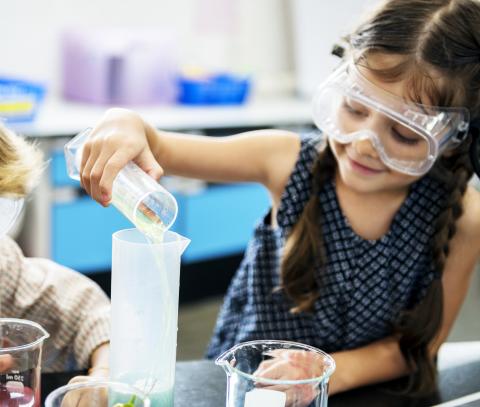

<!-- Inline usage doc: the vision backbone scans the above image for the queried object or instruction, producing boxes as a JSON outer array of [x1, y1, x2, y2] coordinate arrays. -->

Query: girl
[[0, 123, 110, 379], [80, 0, 480, 397]]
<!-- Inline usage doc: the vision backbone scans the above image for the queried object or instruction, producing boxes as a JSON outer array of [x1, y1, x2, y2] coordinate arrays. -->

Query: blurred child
[[0, 123, 110, 378]]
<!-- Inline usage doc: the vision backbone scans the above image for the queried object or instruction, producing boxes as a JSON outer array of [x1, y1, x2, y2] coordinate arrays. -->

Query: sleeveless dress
[[206, 131, 447, 359]]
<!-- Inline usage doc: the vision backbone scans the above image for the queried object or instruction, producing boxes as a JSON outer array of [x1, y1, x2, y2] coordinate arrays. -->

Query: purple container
[[61, 28, 179, 105]]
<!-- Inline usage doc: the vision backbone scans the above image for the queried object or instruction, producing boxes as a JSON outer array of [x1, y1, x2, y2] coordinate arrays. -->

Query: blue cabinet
[[52, 198, 132, 272], [51, 150, 78, 187], [50, 154, 271, 272], [173, 184, 270, 263]]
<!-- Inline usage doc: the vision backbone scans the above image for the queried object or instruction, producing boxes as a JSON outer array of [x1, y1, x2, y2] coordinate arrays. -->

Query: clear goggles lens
[[0, 197, 24, 237], [312, 62, 470, 175]]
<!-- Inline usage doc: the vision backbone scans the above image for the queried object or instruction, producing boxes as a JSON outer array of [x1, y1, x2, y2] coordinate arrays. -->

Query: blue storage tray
[[178, 74, 250, 105], [0, 77, 46, 123]]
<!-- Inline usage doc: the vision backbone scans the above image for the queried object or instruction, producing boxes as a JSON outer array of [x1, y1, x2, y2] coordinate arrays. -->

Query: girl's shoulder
[[268, 131, 325, 206], [458, 185, 480, 253]]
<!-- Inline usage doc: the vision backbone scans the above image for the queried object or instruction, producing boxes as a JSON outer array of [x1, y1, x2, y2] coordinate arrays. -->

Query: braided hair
[[281, 142, 336, 313]]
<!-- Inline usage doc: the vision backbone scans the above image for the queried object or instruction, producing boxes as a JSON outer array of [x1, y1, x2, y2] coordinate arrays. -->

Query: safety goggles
[[312, 61, 470, 176], [0, 196, 24, 237]]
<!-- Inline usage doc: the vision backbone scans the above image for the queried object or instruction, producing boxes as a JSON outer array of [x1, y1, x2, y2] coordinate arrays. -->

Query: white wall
[[290, 0, 380, 98], [0, 0, 292, 97]]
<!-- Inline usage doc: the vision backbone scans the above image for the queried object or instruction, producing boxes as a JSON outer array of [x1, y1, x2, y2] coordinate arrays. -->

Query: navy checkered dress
[[206, 131, 447, 359]]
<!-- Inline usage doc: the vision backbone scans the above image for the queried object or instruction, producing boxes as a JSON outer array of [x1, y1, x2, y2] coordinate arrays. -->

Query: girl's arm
[[329, 337, 408, 394], [81, 108, 300, 205], [330, 186, 480, 394]]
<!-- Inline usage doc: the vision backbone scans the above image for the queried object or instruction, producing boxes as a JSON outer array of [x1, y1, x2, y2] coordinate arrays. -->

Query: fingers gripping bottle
[[64, 128, 178, 240]]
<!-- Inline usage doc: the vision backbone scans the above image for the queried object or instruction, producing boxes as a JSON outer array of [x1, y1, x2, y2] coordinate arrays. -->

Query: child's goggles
[[312, 62, 470, 176], [0, 196, 24, 237]]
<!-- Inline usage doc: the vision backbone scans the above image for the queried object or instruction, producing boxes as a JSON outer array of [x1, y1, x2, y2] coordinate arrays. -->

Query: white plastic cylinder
[[110, 228, 190, 406], [111, 161, 177, 236]]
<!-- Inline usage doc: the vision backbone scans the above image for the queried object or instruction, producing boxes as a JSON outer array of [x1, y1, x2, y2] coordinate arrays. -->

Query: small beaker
[[0, 318, 49, 407], [44, 379, 150, 407], [216, 340, 335, 407], [110, 228, 190, 406], [64, 128, 178, 237]]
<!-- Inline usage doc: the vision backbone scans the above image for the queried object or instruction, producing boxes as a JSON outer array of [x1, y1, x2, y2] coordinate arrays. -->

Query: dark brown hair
[[281, 0, 479, 394]]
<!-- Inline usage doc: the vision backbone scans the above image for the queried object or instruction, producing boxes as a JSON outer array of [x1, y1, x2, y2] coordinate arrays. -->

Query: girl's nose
[[351, 136, 380, 158]]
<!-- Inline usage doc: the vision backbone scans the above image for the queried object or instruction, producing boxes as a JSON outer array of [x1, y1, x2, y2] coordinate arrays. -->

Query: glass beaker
[[64, 128, 178, 237], [216, 340, 336, 407], [110, 228, 190, 407], [44, 379, 151, 407], [0, 318, 49, 407]]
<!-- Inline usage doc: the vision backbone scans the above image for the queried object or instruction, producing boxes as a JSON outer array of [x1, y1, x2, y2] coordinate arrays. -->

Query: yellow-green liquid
[[113, 192, 167, 242], [110, 386, 173, 407]]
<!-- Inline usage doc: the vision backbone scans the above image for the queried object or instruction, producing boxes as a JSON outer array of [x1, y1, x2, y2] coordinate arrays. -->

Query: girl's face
[[329, 136, 420, 195], [330, 54, 433, 195]]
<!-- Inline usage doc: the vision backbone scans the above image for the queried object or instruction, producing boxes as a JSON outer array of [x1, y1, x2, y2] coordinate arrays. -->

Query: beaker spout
[[176, 236, 190, 255], [215, 349, 235, 375]]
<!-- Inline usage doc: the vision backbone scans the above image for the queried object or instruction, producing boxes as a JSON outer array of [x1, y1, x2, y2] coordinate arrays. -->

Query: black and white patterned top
[[206, 131, 447, 359]]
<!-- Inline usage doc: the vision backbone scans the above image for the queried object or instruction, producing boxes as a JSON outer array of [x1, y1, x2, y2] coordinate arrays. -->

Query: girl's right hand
[[252, 350, 327, 406], [80, 108, 163, 206]]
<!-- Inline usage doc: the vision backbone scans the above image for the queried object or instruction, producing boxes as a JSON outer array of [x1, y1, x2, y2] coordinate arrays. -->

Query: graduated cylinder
[[110, 228, 190, 407]]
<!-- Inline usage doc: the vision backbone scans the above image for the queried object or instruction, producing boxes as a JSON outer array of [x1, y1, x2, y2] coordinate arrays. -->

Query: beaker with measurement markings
[[216, 340, 336, 407], [0, 318, 49, 407]]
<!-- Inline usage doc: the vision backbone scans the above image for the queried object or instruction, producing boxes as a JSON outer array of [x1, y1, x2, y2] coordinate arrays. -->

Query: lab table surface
[[42, 344, 480, 406]]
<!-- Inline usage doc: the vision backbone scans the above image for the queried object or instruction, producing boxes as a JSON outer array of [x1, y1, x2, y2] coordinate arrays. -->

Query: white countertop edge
[[11, 96, 314, 137]]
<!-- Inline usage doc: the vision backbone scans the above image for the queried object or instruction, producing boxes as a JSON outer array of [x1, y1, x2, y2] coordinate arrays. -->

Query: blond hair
[[0, 123, 44, 197]]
